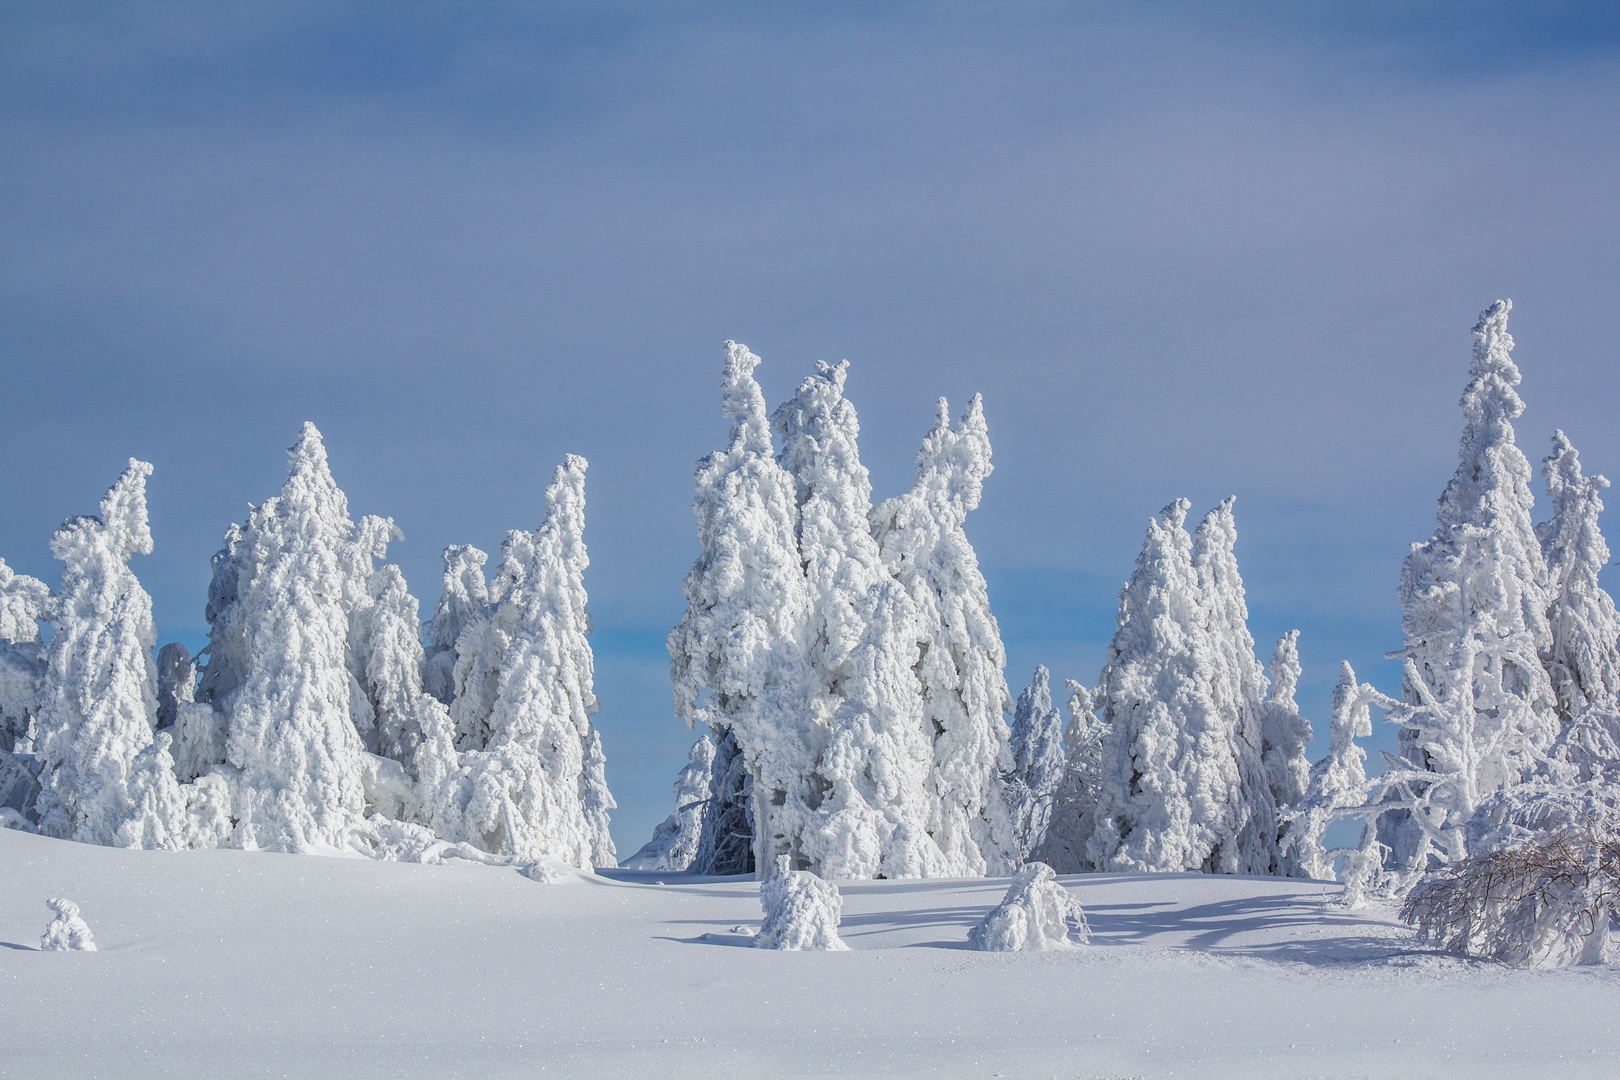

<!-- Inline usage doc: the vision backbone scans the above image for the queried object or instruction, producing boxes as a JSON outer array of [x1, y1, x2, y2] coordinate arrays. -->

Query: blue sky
[[4, 2, 1620, 854]]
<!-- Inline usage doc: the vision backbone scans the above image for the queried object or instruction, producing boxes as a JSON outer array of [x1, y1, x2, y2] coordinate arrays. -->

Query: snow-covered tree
[[424, 544, 489, 707], [668, 342, 816, 878], [1285, 661, 1387, 881], [872, 396, 1017, 876], [1035, 679, 1106, 873], [1088, 500, 1253, 874], [693, 728, 754, 874], [1259, 631, 1314, 875], [0, 558, 50, 753], [210, 424, 372, 852], [1191, 498, 1277, 874], [1380, 300, 1559, 874], [31, 460, 189, 847], [1537, 431, 1620, 780], [773, 359, 942, 878], [1005, 666, 1067, 864], [154, 643, 197, 732], [444, 456, 615, 868], [625, 733, 717, 871]]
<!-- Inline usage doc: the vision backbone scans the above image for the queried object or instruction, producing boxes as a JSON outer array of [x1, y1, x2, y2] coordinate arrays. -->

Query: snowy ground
[[2, 829, 1617, 1079]]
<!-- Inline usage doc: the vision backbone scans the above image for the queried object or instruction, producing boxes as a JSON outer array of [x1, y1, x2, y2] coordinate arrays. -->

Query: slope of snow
[[2, 828, 1617, 1078]]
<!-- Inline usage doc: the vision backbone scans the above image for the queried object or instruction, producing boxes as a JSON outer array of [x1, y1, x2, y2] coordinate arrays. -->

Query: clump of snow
[[967, 861, 1089, 951], [755, 857, 849, 951], [40, 897, 95, 952]]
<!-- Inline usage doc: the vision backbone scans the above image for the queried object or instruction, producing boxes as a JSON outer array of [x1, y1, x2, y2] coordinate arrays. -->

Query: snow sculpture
[[775, 360, 942, 880], [669, 342, 816, 878], [208, 424, 372, 852], [967, 861, 1089, 951], [1088, 501, 1255, 873], [1005, 666, 1067, 864], [40, 897, 95, 952], [1379, 301, 1560, 875], [1035, 679, 1106, 873], [872, 396, 1018, 876], [0, 558, 50, 754], [31, 460, 189, 847], [625, 733, 717, 871], [444, 456, 616, 868], [755, 856, 850, 950], [1537, 432, 1620, 780]]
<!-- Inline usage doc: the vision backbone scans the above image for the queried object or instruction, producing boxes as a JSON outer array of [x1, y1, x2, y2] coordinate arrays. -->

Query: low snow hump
[[755, 857, 849, 951], [968, 862, 1089, 951]]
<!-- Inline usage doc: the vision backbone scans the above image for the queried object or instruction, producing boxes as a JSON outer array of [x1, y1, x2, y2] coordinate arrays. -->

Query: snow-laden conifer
[[154, 643, 196, 733], [871, 396, 1017, 876], [967, 862, 1089, 951], [694, 728, 754, 874], [1537, 431, 1620, 780], [1191, 499, 1277, 874], [669, 342, 816, 878], [1260, 631, 1314, 874], [0, 558, 50, 753], [774, 360, 941, 878], [441, 456, 614, 867], [1005, 666, 1067, 864], [1286, 662, 1386, 881], [1035, 679, 1106, 873], [31, 460, 189, 847], [212, 424, 372, 852], [424, 545, 489, 707], [625, 733, 717, 871], [1381, 301, 1559, 874], [1088, 501, 1251, 873]]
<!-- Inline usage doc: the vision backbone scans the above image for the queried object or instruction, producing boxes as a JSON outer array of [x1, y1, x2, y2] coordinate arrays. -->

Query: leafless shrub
[[1401, 818, 1619, 967]]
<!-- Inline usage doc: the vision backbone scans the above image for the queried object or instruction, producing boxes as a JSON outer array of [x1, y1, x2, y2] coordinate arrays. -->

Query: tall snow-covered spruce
[[30, 460, 180, 845], [202, 425, 373, 852], [439, 455, 616, 868], [1537, 431, 1620, 780], [774, 360, 941, 878], [1378, 300, 1559, 874], [872, 396, 1018, 876], [1005, 666, 1067, 864], [668, 342, 816, 878]]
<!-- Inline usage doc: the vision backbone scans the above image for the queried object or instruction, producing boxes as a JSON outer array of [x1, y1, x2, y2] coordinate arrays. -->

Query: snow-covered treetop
[[50, 459, 155, 568], [1433, 300, 1540, 555], [0, 558, 50, 644], [722, 340, 774, 457], [1267, 630, 1301, 713]]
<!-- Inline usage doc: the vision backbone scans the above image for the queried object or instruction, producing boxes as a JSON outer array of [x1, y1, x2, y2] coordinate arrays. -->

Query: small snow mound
[[755, 857, 849, 951], [41, 897, 96, 952], [520, 861, 564, 883], [968, 862, 1089, 951]]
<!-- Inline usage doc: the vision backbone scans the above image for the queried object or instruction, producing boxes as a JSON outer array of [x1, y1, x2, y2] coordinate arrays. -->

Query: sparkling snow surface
[[2, 829, 1617, 1079]]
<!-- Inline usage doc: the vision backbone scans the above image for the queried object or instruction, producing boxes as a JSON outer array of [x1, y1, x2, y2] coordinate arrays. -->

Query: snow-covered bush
[[755, 857, 849, 951], [40, 897, 95, 952], [967, 861, 1089, 951], [1402, 814, 1618, 967]]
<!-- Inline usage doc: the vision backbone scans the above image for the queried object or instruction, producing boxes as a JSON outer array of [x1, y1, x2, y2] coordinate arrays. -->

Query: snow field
[[3, 828, 1618, 1080]]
